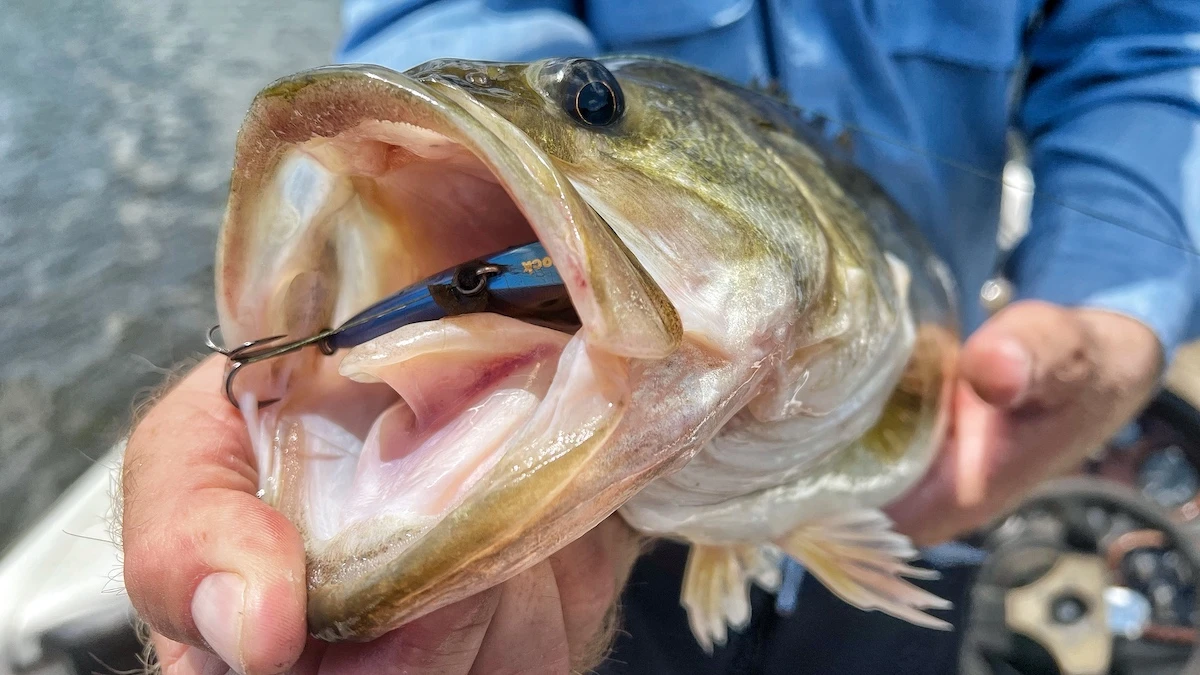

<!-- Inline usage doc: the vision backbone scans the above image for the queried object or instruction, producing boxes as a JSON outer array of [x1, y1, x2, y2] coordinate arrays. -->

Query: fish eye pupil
[[575, 81, 617, 126], [561, 60, 624, 128]]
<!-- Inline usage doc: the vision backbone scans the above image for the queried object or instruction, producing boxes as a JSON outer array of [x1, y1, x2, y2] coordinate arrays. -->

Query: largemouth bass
[[210, 55, 960, 650]]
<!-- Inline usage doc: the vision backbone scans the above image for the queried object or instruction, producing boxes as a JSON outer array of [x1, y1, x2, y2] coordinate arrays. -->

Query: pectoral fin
[[776, 509, 952, 630], [680, 543, 783, 653]]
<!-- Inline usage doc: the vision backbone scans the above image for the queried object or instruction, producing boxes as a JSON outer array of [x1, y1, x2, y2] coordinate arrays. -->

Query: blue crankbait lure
[[206, 241, 575, 408]]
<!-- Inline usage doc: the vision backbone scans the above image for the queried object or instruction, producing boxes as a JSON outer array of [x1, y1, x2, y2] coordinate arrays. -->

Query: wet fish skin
[[210, 55, 958, 647]]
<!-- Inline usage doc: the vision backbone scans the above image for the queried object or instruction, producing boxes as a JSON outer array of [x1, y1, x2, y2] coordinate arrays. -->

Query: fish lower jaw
[[252, 318, 633, 641]]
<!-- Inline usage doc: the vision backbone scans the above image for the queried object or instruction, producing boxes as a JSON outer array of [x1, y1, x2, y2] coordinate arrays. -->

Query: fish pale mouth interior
[[245, 118, 585, 565]]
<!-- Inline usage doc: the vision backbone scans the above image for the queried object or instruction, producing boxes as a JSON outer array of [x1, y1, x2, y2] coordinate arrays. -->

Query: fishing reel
[[959, 391, 1200, 675]]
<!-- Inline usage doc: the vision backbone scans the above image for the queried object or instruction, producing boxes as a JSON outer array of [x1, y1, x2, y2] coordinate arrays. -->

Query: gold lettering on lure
[[521, 257, 555, 273]]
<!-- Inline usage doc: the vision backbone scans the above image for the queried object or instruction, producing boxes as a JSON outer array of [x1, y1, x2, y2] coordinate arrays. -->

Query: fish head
[[212, 56, 839, 641]]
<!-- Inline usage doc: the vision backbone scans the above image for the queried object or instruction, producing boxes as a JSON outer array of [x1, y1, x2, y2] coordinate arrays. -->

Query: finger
[[318, 589, 500, 675], [959, 300, 1091, 410], [548, 516, 641, 668], [888, 400, 1090, 547], [890, 350, 1110, 546], [284, 639, 328, 675], [885, 381, 1010, 546], [469, 561, 570, 675], [890, 332, 1155, 545], [951, 383, 1001, 508], [889, 304, 1163, 546], [150, 632, 228, 675], [956, 303, 1161, 501], [121, 355, 307, 675]]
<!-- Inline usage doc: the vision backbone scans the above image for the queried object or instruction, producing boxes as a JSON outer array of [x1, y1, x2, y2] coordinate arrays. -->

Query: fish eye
[[560, 59, 624, 128]]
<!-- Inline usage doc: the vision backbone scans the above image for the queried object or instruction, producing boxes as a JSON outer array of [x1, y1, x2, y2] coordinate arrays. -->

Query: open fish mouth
[[212, 64, 680, 640]]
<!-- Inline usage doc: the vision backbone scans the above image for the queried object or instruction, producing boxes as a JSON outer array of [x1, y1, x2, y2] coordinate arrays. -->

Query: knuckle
[[1052, 341, 1093, 387], [122, 525, 188, 601], [1054, 313, 1099, 382]]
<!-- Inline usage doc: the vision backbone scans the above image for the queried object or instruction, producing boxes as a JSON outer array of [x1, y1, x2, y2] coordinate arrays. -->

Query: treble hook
[[205, 325, 337, 408]]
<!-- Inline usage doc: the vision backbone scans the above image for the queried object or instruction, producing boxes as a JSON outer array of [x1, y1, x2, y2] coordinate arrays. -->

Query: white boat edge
[[0, 442, 135, 675]]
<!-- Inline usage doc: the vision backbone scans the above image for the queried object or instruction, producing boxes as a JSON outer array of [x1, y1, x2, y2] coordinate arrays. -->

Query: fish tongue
[[348, 390, 541, 520], [334, 313, 574, 520], [339, 313, 573, 429]]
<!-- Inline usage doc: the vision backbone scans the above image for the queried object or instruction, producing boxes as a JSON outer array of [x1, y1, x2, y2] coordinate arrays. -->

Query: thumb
[[959, 300, 1096, 411], [949, 300, 1098, 510], [121, 356, 308, 675]]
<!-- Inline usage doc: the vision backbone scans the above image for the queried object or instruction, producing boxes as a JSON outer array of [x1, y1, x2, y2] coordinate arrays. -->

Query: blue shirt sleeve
[[336, 0, 598, 71], [1012, 1, 1200, 362]]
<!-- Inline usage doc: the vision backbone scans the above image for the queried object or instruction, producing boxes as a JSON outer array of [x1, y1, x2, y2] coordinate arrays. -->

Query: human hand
[[886, 300, 1164, 546], [120, 355, 644, 675]]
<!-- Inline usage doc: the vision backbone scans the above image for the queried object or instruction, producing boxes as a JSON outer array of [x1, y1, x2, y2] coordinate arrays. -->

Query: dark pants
[[597, 541, 977, 675]]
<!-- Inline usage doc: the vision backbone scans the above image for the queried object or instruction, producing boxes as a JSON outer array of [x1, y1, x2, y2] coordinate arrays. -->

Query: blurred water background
[[0, 0, 339, 548]]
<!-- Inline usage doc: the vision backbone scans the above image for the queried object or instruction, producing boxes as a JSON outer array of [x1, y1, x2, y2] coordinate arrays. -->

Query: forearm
[[1012, 102, 1199, 363], [1012, 0, 1200, 364]]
